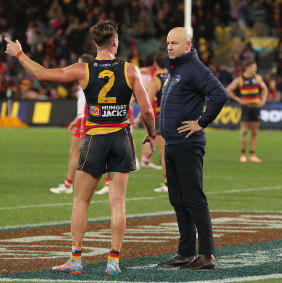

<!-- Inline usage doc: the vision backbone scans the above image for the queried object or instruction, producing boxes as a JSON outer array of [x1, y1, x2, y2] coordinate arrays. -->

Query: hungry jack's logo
[[89, 105, 101, 117]]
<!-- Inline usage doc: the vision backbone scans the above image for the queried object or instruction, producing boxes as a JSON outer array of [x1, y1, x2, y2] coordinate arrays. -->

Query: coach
[[158, 27, 228, 270]]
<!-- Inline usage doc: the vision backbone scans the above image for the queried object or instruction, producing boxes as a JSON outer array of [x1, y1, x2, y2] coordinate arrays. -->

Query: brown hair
[[79, 53, 94, 63], [154, 53, 166, 69], [90, 20, 118, 47], [243, 60, 256, 71]]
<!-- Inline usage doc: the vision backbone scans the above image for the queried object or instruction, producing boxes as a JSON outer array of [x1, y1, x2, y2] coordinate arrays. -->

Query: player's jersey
[[153, 71, 166, 119], [83, 57, 133, 135], [239, 74, 261, 106]]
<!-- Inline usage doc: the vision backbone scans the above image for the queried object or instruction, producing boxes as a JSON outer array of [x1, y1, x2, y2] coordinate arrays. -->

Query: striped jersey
[[239, 74, 261, 106], [153, 71, 166, 119], [83, 57, 133, 135]]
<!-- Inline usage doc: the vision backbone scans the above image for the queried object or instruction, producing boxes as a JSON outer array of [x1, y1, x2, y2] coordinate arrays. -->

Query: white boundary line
[[1, 209, 282, 231], [0, 273, 281, 282], [1, 185, 282, 212]]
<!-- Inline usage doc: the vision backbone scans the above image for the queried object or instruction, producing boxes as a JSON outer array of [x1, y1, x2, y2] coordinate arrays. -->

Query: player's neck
[[96, 49, 116, 60]]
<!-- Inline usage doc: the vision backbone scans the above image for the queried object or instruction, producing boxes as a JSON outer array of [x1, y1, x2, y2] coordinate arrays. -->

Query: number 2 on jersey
[[98, 70, 116, 103]]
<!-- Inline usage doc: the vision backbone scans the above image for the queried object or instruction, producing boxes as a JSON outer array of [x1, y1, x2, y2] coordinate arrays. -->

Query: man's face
[[247, 63, 257, 75], [167, 30, 190, 59]]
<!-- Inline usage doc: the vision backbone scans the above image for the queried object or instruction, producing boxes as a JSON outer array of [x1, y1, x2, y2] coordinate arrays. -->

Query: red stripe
[[72, 252, 81, 256], [240, 85, 259, 90], [241, 95, 260, 100], [110, 253, 119, 258]]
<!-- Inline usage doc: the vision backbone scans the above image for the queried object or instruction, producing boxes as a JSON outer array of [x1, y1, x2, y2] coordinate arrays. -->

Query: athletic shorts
[[77, 126, 136, 174], [241, 106, 260, 122], [72, 117, 86, 138]]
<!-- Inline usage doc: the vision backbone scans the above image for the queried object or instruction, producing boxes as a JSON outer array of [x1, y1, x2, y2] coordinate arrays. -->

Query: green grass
[[0, 127, 282, 228]]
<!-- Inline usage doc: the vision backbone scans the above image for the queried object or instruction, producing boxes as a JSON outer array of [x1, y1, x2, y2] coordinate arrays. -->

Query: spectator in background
[[218, 64, 233, 87], [248, 0, 270, 37], [231, 51, 243, 77], [240, 42, 259, 65]]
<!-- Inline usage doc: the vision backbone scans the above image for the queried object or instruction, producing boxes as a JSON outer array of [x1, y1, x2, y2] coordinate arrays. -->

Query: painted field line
[[0, 273, 281, 282], [0, 210, 174, 231], [0, 195, 168, 211], [207, 185, 282, 195], [1, 185, 282, 212]]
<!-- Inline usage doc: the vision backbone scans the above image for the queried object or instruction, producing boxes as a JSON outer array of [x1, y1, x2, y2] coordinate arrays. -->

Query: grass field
[[0, 127, 281, 228], [0, 127, 282, 282]]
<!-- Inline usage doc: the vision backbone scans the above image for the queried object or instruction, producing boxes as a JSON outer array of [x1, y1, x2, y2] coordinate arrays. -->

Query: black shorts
[[77, 126, 136, 174], [241, 106, 260, 122]]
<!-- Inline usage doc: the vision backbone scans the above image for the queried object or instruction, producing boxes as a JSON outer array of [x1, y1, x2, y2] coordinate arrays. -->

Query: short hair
[[154, 53, 166, 69], [243, 61, 256, 71], [79, 53, 94, 63], [90, 20, 118, 47]]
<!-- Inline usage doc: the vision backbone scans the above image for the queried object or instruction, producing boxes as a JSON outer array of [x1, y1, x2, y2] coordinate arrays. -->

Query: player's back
[[83, 57, 133, 134]]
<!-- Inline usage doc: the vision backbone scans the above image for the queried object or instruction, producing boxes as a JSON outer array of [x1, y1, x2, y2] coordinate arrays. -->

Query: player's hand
[[177, 120, 203, 139], [257, 100, 266, 108], [239, 99, 248, 106], [5, 38, 22, 57], [142, 134, 156, 157], [68, 118, 78, 132]]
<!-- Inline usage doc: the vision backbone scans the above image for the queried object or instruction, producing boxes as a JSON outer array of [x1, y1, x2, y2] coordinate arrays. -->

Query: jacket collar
[[165, 48, 198, 72]]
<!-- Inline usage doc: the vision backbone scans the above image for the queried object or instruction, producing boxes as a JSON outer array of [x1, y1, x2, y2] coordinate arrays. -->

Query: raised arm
[[5, 38, 87, 87], [127, 63, 156, 154]]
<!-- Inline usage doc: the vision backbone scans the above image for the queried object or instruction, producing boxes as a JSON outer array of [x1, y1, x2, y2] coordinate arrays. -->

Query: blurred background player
[[50, 53, 94, 194], [134, 54, 162, 170], [226, 61, 268, 163], [145, 54, 168, 192]]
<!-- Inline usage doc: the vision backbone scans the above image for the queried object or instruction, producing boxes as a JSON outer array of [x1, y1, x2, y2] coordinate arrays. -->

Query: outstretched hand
[[142, 134, 156, 157], [177, 120, 203, 139], [4, 38, 22, 57]]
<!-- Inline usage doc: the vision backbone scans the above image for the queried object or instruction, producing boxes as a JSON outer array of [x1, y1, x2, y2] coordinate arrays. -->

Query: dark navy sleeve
[[192, 63, 229, 128]]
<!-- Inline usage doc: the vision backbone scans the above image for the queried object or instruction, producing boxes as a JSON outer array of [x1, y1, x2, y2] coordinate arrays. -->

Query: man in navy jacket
[[158, 27, 228, 270]]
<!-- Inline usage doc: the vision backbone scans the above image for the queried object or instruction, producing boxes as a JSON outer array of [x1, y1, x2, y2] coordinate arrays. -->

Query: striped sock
[[249, 150, 255, 157], [105, 176, 109, 187], [65, 178, 73, 188], [108, 250, 120, 262], [71, 246, 82, 261]]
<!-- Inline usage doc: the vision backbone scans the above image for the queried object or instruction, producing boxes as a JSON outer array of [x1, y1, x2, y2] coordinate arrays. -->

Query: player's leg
[[95, 172, 110, 195], [249, 121, 261, 162], [50, 135, 83, 194], [106, 172, 129, 274], [52, 170, 102, 273], [239, 121, 249, 163], [154, 134, 168, 192]]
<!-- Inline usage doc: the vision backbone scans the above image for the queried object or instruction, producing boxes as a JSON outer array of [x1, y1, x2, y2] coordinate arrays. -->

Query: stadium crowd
[[0, 0, 282, 101]]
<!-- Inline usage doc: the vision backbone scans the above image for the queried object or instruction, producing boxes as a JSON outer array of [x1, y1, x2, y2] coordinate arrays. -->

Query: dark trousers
[[165, 143, 214, 256]]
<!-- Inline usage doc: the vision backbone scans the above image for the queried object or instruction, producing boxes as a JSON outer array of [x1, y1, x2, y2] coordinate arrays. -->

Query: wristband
[[16, 50, 23, 59]]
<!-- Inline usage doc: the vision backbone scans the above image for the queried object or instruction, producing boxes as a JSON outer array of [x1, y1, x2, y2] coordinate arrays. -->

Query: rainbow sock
[[71, 246, 82, 261], [108, 250, 120, 263]]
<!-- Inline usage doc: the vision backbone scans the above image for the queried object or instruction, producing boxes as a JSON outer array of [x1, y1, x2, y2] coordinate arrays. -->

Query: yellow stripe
[[82, 63, 89, 90], [11, 102, 20, 118], [245, 98, 260, 104], [124, 62, 132, 89], [241, 89, 259, 95], [32, 102, 52, 124], [87, 127, 122, 135], [95, 57, 116, 60], [1, 102, 7, 117], [108, 256, 119, 263], [86, 120, 130, 126]]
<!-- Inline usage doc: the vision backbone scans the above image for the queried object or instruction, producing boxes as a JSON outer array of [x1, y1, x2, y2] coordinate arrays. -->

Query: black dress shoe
[[180, 254, 216, 270], [157, 254, 196, 267]]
